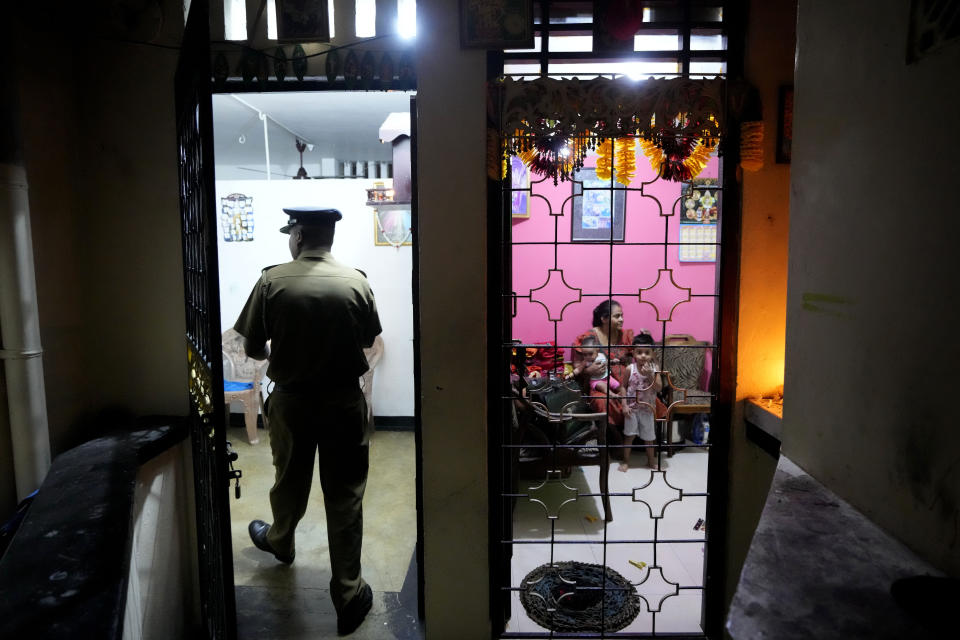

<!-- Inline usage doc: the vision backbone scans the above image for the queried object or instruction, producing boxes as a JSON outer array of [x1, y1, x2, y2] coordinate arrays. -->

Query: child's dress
[[589, 352, 621, 391], [624, 361, 659, 440]]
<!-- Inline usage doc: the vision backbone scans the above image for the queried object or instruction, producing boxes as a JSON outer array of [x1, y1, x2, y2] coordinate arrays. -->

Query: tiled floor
[[505, 447, 709, 635], [228, 425, 422, 639]]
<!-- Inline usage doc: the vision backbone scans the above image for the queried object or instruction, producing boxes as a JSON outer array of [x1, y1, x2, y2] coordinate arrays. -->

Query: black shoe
[[248, 520, 294, 564], [337, 583, 373, 635]]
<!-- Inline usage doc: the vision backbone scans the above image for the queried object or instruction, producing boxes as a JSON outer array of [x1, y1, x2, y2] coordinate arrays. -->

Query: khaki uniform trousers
[[263, 384, 371, 613]]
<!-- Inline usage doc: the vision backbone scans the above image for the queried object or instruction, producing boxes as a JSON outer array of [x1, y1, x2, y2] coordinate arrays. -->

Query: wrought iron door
[[176, 1, 237, 637], [492, 74, 733, 638]]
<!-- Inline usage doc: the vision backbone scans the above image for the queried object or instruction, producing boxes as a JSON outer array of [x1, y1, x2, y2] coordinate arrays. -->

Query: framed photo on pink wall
[[572, 168, 625, 242]]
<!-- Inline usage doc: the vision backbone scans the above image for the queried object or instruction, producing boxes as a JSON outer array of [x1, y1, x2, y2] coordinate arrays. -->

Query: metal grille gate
[[176, 1, 237, 637], [491, 2, 740, 637]]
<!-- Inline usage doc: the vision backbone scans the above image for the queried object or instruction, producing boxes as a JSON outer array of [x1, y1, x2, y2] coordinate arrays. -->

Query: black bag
[[526, 378, 594, 444]]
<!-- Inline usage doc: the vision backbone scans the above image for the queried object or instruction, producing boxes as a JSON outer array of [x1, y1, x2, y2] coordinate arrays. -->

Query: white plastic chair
[[222, 328, 268, 445]]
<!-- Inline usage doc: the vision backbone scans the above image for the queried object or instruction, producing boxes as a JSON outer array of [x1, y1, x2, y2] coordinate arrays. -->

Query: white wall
[[216, 178, 414, 417], [122, 441, 198, 640], [786, 0, 960, 575]]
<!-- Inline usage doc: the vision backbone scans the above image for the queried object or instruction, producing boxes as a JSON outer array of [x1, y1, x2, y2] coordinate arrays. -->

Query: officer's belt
[[274, 379, 361, 394]]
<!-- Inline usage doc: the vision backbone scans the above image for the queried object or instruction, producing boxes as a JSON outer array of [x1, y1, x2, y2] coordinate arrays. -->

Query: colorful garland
[[638, 135, 718, 182], [494, 77, 724, 184]]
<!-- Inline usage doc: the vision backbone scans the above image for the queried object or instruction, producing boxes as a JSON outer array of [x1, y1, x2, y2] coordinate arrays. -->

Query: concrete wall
[[1, 7, 188, 517], [11, 11, 188, 463], [785, 0, 959, 575], [415, 0, 490, 636], [725, 0, 796, 605]]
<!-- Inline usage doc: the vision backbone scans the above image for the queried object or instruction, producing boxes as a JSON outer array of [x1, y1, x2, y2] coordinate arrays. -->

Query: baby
[[570, 335, 621, 396]]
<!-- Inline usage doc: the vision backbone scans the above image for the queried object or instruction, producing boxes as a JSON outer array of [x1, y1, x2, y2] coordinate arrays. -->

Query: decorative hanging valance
[[490, 76, 726, 183]]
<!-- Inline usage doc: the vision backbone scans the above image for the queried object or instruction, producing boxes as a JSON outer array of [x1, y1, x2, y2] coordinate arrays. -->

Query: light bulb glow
[[397, 0, 416, 39]]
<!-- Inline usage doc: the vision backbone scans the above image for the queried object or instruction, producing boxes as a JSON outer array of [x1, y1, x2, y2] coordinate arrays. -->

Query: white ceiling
[[212, 91, 415, 175]]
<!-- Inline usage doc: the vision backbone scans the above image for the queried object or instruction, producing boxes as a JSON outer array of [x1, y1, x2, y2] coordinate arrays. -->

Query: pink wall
[[512, 151, 720, 358]]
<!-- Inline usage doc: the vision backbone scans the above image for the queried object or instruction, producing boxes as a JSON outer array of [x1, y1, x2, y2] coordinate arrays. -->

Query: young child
[[619, 333, 663, 472], [570, 335, 621, 396]]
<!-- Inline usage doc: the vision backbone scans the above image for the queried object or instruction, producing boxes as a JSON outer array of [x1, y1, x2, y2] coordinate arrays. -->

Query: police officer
[[234, 207, 381, 635]]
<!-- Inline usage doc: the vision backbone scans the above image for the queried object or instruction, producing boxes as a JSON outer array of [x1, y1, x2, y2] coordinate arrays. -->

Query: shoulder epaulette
[[259, 264, 281, 285]]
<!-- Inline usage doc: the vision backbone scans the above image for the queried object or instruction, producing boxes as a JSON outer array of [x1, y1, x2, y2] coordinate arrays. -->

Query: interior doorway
[[211, 90, 422, 638]]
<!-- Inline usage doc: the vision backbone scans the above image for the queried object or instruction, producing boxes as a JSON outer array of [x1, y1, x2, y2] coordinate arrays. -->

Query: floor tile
[[505, 447, 710, 634], [229, 426, 420, 638]]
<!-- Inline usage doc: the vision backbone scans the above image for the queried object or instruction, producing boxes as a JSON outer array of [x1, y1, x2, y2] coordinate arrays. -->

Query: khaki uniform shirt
[[234, 249, 381, 388]]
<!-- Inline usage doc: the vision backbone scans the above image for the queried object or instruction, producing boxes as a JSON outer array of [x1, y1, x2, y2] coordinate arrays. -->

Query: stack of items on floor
[[519, 341, 570, 379]]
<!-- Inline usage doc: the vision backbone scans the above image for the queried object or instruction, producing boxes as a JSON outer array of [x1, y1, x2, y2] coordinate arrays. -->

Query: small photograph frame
[[276, 0, 331, 43], [511, 155, 530, 218], [571, 168, 626, 243], [776, 85, 793, 164], [374, 207, 413, 247], [460, 0, 534, 49]]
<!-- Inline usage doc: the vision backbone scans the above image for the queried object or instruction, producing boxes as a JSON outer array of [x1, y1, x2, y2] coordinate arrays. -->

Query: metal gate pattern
[[176, 0, 237, 636], [490, 6, 738, 635], [498, 130, 722, 636]]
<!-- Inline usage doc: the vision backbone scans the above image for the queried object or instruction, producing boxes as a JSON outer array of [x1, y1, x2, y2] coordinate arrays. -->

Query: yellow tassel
[[595, 139, 613, 182], [682, 139, 718, 179], [740, 121, 764, 172], [518, 147, 537, 167], [614, 138, 636, 186], [638, 137, 665, 175]]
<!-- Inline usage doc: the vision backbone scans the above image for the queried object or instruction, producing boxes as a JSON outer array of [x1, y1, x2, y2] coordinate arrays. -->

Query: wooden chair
[[222, 328, 268, 445], [658, 334, 711, 453], [360, 335, 384, 424]]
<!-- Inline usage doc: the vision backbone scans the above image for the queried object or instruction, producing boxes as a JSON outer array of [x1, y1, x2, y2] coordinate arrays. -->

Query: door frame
[[176, 1, 237, 637], [206, 81, 425, 620]]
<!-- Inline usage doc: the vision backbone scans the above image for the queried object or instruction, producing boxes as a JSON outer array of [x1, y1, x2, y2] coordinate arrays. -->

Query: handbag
[[526, 377, 594, 444]]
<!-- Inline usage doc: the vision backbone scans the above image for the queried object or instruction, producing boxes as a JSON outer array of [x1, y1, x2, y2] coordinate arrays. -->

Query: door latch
[[226, 440, 243, 499]]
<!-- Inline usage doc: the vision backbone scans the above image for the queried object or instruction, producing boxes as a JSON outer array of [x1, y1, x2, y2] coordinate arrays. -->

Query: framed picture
[[511, 155, 530, 218], [572, 168, 626, 242], [776, 85, 793, 164], [374, 207, 412, 246], [460, 0, 534, 49], [679, 178, 720, 224], [276, 0, 330, 43]]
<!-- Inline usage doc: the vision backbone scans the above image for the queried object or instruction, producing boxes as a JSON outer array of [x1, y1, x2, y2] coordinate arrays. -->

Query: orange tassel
[[595, 139, 613, 182], [614, 138, 636, 186]]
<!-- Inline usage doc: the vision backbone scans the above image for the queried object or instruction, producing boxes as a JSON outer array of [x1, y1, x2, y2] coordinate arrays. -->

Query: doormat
[[520, 561, 641, 632]]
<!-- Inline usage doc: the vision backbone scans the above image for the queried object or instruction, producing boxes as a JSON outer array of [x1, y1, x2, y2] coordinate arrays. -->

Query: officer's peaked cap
[[280, 207, 343, 233]]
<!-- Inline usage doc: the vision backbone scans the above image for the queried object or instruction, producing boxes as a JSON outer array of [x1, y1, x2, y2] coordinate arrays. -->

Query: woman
[[571, 300, 635, 425]]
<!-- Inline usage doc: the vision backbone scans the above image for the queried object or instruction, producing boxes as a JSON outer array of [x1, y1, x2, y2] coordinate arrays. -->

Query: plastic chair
[[222, 328, 268, 445]]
